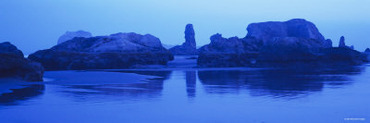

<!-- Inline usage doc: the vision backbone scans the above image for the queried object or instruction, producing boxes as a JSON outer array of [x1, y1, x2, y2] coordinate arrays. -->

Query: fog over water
[[1, 0, 370, 54]]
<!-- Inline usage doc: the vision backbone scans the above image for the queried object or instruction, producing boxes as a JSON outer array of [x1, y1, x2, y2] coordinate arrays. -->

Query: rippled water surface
[[0, 65, 370, 123]]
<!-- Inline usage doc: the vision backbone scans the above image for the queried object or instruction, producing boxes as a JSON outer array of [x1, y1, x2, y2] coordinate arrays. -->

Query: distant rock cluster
[[169, 24, 198, 55], [57, 30, 92, 44], [0, 42, 44, 81], [29, 32, 174, 70], [198, 19, 368, 67]]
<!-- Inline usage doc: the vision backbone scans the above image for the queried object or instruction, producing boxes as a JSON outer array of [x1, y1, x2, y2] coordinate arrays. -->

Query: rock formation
[[29, 32, 174, 70], [338, 36, 355, 49], [246, 19, 326, 43], [0, 42, 44, 81], [57, 30, 92, 44], [198, 19, 368, 67], [339, 36, 346, 47], [169, 24, 198, 55]]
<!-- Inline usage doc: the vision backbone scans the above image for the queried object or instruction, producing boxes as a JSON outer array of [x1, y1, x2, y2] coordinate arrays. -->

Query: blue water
[[0, 66, 370, 123]]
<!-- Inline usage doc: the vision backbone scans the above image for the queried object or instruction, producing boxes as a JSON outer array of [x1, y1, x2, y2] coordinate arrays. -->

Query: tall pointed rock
[[184, 24, 196, 49], [169, 24, 198, 55], [339, 36, 346, 47]]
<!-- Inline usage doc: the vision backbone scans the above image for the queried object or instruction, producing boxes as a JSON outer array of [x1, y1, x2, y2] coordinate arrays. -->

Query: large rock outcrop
[[0, 42, 44, 81], [169, 24, 198, 55], [29, 32, 174, 70], [57, 30, 92, 44], [198, 19, 367, 67]]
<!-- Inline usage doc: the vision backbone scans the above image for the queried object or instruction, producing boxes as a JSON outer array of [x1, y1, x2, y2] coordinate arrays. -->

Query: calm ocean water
[[0, 65, 369, 123]]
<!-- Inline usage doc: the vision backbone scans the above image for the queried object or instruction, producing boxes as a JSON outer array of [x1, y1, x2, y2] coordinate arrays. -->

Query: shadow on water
[[60, 71, 172, 101], [0, 84, 45, 106], [198, 66, 365, 99]]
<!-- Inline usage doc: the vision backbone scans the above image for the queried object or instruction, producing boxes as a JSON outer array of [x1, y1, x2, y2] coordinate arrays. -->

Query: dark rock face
[[0, 42, 44, 81], [169, 24, 198, 55], [198, 19, 367, 67], [258, 37, 327, 62], [29, 33, 174, 70], [319, 48, 368, 65]]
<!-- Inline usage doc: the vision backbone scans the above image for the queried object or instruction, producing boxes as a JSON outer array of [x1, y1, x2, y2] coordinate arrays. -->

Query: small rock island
[[29, 32, 174, 70]]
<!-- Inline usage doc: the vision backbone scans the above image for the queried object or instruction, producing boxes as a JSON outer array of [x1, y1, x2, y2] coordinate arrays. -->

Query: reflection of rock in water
[[61, 71, 172, 101], [0, 84, 45, 105], [198, 66, 364, 98], [110, 70, 172, 80], [185, 71, 196, 98]]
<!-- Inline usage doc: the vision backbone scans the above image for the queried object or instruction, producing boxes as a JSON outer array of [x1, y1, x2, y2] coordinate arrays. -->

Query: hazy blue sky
[[1, 0, 369, 54]]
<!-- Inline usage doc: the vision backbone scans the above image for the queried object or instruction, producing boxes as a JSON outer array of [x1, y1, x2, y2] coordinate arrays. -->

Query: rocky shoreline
[[1, 18, 370, 82], [28, 32, 174, 70]]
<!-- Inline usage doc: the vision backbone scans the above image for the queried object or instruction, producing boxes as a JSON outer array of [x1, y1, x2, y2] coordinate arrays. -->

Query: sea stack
[[0, 42, 44, 81], [169, 24, 198, 55], [339, 36, 346, 47], [57, 30, 92, 44]]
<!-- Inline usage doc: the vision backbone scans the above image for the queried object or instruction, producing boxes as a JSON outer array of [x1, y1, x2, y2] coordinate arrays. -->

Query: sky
[[1, 0, 370, 54]]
